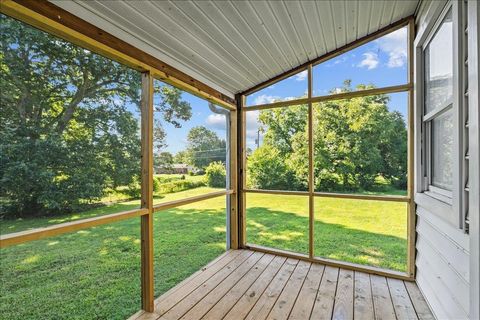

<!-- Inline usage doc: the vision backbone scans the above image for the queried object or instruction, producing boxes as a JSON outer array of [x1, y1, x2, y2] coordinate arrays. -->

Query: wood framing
[[153, 190, 233, 213], [245, 84, 412, 110], [308, 64, 314, 259], [140, 72, 154, 312], [241, 16, 413, 97], [239, 18, 416, 280], [229, 110, 239, 249], [244, 244, 414, 281], [0, 208, 148, 248], [407, 17, 417, 279], [0, 0, 236, 110], [238, 95, 247, 248]]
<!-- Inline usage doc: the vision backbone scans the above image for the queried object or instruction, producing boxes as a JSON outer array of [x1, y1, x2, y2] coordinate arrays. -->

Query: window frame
[[415, 1, 464, 228]]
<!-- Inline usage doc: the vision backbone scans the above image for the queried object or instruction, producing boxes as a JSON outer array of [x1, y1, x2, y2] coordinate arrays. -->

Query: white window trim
[[414, 0, 464, 228]]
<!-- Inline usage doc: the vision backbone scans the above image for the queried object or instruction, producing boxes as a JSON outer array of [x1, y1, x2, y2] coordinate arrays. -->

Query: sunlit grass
[[0, 194, 226, 320], [1, 188, 407, 319], [246, 193, 407, 271]]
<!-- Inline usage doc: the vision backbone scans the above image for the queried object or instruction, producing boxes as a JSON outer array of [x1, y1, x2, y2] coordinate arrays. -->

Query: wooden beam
[[313, 192, 410, 203], [245, 244, 414, 281], [140, 72, 154, 312], [243, 189, 309, 196], [229, 110, 239, 249], [152, 190, 234, 213], [244, 84, 411, 110], [308, 64, 314, 259], [0, 208, 148, 248], [241, 16, 412, 97], [242, 189, 408, 203], [1, 0, 236, 110], [406, 17, 417, 279], [238, 94, 247, 248]]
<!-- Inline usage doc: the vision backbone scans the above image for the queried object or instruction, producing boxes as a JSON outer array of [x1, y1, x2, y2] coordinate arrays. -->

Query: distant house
[[155, 163, 196, 174]]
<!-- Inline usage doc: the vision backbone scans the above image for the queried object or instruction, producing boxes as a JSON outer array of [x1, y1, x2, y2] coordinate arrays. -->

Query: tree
[[174, 150, 189, 164], [247, 145, 296, 190], [0, 15, 191, 216], [185, 126, 226, 169], [155, 152, 174, 172], [251, 81, 407, 193]]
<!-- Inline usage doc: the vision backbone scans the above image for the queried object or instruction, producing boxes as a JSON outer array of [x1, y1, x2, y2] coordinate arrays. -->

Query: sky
[[154, 81, 228, 155], [155, 27, 409, 156]]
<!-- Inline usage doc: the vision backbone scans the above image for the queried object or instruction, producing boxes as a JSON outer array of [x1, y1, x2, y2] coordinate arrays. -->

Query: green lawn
[[0, 188, 407, 319]]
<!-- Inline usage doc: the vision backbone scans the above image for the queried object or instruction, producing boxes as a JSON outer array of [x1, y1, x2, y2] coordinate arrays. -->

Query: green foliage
[[248, 145, 298, 190], [253, 82, 407, 193], [0, 15, 191, 217], [153, 177, 161, 193], [157, 180, 205, 194], [185, 126, 226, 169], [204, 162, 226, 188]]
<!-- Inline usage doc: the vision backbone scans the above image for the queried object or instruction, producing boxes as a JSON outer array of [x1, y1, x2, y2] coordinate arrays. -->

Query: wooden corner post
[[229, 106, 239, 249], [407, 17, 416, 279], [141, 71, 154, 312]]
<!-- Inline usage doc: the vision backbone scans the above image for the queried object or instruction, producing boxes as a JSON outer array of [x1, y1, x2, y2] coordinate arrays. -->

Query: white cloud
[[295, 70, 308, 81], [205, 113, 226, 130], [358, 52, 379, 70], [376, 27, 407, 68], [253, 94, 279, 105], [245, 110, 262, 148]]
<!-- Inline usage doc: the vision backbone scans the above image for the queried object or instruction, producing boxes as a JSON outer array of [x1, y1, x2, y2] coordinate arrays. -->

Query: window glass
[[245, 105, 308, 191], [313, 27, 408, 97], [246, 193, 309, 254], [0, 14, 141, 234], [431, 109, 454, 190], [153, 80, 229, 201], [314, 92, 408, 196], [424, 9, 453, 114], [245, 70, 308, 106]]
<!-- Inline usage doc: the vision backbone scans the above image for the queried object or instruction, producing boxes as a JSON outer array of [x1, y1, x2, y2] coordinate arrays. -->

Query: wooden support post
[[237, 94, 247, 248], [229, 109, 239, 249], [308, 65, 314, 259], [406, 17, 416, 279], [140, 71, 154, 312]]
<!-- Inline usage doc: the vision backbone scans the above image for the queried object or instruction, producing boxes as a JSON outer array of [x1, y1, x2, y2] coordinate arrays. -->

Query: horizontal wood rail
[[0, 208, 148, 248], [244, 83, 412, 110], [241, 16, 412, 96], [245, 244, 414, 281], [243, 189, 409, 202], [1, 0, 236, 110], [313, 192, 410, 203], [243, 189, 309, 196], [153, 190, 234, 213]]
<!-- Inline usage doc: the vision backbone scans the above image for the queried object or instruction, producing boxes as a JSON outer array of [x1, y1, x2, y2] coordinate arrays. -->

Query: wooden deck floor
[[130, 250, 434, 320]]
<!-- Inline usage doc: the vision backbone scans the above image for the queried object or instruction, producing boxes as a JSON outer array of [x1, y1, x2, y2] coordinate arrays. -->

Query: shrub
[[153, 177, 161, 193], [205, 162, 226, 188], [126, 177, 141, 199], [248, 145, 294, 190], [158, 180, 205, 194]]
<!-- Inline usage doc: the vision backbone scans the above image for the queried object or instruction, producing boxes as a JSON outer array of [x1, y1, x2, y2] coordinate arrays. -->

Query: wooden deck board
[[133, 250, 433, 320]]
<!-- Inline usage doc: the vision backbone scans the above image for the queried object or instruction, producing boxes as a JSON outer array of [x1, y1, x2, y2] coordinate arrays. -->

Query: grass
[[0, 187, 407, 319]]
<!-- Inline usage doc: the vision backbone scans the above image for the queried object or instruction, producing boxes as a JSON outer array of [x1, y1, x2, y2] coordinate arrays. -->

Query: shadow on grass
[[247, 207, 407, 272], [0, 206, 226, 320]]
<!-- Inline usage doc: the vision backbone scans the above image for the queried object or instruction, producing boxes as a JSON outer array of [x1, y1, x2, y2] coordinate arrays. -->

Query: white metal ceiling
[[51, 0, 419, 98]]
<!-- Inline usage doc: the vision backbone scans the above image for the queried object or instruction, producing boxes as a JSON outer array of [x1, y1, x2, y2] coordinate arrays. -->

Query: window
[[422, 8, 455, 202]]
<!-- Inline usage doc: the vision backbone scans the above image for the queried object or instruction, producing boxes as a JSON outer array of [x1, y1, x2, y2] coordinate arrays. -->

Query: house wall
[[414, 1, 479, 319]]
